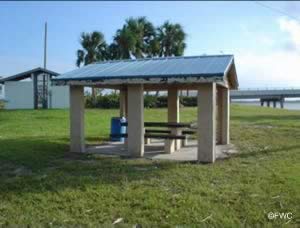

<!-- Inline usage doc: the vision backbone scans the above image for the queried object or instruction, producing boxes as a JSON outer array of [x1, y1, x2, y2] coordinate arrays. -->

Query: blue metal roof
[[53, 55, 234, 81]]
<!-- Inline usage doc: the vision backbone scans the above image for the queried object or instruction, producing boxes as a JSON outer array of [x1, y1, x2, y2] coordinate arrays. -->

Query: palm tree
[[112, 17, 158, 59], [112, 26, 136, 59], [76, 31, 108, 99], [76, 31, 108, 67], [154, 21, 187, 96], [107, 43, 121, 60], [126, 17, 159, 58], [157, 21, 186, 57]]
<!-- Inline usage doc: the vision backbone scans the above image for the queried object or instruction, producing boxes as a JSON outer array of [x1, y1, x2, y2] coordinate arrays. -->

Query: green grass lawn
[[0, 105, 299, 226]]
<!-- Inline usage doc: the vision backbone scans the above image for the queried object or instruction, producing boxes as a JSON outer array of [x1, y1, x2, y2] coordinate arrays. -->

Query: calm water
[[233, 101, 300, 111]]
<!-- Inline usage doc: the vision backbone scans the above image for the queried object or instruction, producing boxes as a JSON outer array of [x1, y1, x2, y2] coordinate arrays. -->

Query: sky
[[1, 1, 300, 88]]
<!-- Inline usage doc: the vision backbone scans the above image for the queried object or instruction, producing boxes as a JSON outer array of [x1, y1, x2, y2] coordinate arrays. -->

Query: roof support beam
[[53, 77, 227, 88], [69, 82, 228, 91]]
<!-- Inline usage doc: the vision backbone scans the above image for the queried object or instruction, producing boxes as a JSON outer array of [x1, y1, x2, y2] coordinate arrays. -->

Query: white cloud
[[235, 18, 300, 88], [259, 36, 275, 46], [236, 51, 300, 88], [278, 17, 300, 51]]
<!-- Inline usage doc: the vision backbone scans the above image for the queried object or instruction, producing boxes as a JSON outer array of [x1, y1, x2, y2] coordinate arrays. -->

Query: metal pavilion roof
[[0, 67, 59, 84], [53, 55, 238, 88]]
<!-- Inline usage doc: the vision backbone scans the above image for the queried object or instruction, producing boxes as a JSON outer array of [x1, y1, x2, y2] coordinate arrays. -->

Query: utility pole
[[44, 22, 47, 69], [42, 22, 48, 109]]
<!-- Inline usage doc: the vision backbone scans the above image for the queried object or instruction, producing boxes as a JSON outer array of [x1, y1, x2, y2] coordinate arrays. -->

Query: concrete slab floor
[[86, 140, 238, 162]]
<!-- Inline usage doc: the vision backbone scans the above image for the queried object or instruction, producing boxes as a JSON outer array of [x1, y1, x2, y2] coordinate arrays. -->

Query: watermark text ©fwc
[[268, 212, 293, 220]]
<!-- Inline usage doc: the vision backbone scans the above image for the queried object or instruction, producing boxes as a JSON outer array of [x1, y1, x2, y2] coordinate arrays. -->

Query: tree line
[[85, 93, 197, 109], [76, 17, 187, 67]]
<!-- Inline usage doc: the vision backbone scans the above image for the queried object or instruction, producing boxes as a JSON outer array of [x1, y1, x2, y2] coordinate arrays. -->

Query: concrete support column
[[217, 86, 230, 145], [260, 99, 264, 107], [70, 85, 85, 153], [197, 83, 216, 163], [165, 88, 180, 153], [145, 138, 151, 145], [119, 88, 127, 118], [267, 101, 270, 107], [120, 88, 128, 145], [273, 101, 277, 108], [127, 84, 144, 157], [182, 137, 188, 147], [280, 98, 284, 109]]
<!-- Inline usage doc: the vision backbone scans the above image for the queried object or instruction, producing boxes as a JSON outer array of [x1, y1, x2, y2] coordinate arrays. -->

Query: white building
[[0, 68, 69, 109]]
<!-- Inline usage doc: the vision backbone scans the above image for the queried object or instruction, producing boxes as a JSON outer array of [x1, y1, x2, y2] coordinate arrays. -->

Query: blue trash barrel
[[110, 117, 127, 142]]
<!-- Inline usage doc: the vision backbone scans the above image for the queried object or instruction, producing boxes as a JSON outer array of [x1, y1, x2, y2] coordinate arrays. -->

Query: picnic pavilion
[[52, 55, 238, 163]]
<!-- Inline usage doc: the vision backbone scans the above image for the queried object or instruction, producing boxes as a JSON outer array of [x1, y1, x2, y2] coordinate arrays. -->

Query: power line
[[254, 1, 300, 23]]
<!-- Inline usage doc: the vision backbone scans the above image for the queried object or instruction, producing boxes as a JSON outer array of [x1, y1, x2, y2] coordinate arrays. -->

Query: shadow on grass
[[0, 137, 68, 168], [0, 137, 177, 194]]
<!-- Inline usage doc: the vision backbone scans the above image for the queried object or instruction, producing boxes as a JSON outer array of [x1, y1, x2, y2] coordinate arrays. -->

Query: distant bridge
[[230, 88, 300, 108]]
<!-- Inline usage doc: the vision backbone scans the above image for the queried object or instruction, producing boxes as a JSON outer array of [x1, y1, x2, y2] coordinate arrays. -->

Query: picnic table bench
[[112, 121, 196, 141]]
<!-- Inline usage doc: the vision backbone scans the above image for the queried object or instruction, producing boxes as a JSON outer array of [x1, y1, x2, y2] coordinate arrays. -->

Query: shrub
[[156, 96, 168, 107], [181, 96, 197, 107], [85, 94, 119, 109], [144, 95, 157, 108], [0, 101, 4, 109], [85, 95, 95, 108], [98, 93, 119, 109], [85, 94, 197, 108]]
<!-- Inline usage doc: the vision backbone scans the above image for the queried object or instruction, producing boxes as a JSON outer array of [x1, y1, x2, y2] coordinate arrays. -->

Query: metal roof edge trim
[[52, 73, 224, 82], [222, 56, 238, 89], [0, 67, 60, 83], [52, 75, 225, 86]]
